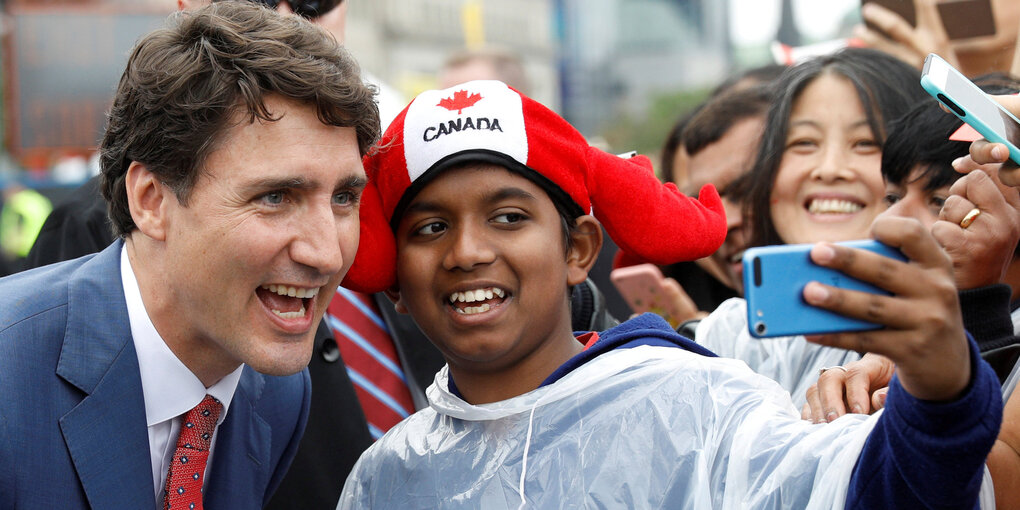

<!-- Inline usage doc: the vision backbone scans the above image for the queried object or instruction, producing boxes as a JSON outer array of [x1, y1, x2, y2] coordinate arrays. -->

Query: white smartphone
[[921, 53, 1020, 166]]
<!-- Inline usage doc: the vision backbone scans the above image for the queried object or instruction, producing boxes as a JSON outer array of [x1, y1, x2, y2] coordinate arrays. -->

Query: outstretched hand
[[802, 215, 970, 403]]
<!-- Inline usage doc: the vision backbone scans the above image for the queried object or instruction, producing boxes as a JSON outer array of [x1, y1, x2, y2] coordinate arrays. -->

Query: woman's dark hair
[[742, 48, 927, 248]]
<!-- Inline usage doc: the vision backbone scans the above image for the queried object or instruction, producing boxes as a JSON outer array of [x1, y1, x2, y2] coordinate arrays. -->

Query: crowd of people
[[2, 0, 1020, 509]]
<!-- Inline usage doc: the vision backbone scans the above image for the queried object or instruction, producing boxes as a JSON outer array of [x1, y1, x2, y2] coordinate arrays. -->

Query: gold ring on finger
[[960, 208, 981, 229]]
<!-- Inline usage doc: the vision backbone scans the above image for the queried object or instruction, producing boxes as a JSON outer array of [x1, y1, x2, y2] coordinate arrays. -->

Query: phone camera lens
[[754, 322, 766, 335]]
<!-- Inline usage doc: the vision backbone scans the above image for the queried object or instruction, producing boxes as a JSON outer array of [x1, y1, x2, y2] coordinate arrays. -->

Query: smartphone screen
[[922, 53, 1020, 165]]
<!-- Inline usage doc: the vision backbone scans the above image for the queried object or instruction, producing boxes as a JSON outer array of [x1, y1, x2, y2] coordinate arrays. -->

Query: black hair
[[710, 63, 787, 98], [884, 76, 1020, 192], [683, 85, 773, 158], [101, 2, 379, 237], [659, 109, 698, 186], [881, 99, 969, 192]]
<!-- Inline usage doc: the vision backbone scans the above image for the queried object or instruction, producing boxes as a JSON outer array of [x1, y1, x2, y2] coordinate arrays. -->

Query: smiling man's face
[[149, 95, 365, 381]]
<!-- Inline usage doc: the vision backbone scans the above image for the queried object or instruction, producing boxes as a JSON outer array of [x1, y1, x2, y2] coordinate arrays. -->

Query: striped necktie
[[325, 287, 415, 439]]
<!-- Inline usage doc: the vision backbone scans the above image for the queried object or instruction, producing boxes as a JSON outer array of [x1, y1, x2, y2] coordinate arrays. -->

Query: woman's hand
[[801, 353, 895, 423]]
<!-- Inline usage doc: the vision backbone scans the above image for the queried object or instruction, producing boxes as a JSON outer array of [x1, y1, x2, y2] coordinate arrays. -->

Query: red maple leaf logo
[[437, 90, 483, 114]]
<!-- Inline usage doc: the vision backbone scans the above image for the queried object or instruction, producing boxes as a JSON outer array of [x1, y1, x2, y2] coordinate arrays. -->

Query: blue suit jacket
[[0, 240, 310, 509]]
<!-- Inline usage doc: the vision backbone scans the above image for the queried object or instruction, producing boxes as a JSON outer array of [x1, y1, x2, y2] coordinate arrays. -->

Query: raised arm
[[801, 215, 1002, 508]]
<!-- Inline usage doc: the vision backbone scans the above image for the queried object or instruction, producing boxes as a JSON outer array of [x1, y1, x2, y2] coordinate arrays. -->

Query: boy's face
[[390, 164, 595, 378], [878, 167, 955, 229]]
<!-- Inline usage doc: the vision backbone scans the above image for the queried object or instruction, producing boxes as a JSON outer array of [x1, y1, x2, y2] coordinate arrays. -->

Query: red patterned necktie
[[325, 288, 415, 439], [164, 394, 222, 510]]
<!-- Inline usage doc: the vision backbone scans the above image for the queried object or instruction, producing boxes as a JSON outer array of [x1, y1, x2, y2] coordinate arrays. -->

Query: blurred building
[[0, 0, 734, 183], [345, 0, 560, 111], [2, 0, 169, 186], [556, 0, 731, 136]]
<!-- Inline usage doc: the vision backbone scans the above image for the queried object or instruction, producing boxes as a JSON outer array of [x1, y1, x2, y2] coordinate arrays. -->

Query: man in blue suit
[[0, 3, 380, 508]]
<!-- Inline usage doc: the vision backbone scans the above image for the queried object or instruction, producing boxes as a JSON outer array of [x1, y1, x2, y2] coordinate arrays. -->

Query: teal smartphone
[[921, 53, 1020, 166], [742, 240, 906, 338]]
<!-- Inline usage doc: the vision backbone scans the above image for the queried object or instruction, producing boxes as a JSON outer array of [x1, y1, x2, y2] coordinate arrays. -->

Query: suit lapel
[[204, 368, 270, 510], [57, 241, 155, 509]]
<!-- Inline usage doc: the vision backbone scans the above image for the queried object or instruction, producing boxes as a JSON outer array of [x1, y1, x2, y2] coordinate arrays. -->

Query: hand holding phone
[[797, 215, 970, 403], [742, 239, 907, 338], [951, 93, 1020, 187], [610, 264, 698, 328], [922, 53, 1020, 167], [932, 170, 1020, 290], [861, 0, 995, 40]]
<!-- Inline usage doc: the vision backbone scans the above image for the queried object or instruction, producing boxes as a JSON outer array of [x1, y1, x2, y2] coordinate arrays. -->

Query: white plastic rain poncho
[[338, 343, 881, 509], [696, 297, 863, 406]]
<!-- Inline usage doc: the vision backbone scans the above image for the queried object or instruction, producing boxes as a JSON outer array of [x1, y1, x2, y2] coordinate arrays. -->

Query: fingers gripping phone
[[921, 53, 1020, 166], [610, 264, 686, 328], [742, 240, 907, 338]]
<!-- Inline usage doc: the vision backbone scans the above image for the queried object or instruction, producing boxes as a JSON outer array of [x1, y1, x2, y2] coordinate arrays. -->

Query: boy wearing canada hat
[[337, 80, 1000, 508]]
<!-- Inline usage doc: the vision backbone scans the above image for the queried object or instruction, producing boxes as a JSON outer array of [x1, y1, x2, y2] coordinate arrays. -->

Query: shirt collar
[[121, 244, 243, 427]]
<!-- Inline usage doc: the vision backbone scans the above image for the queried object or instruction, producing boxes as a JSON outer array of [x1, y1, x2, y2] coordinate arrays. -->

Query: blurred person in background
[[673, 86, 772, 299], [660, 63, 787, 195], [617, 86, 772, 334], [439, 46, 531, 94], [0, 184, 51, 276], [616, 66, 783, 329]]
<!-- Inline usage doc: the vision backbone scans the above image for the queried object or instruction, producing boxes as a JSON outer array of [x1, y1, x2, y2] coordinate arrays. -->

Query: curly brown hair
[[100, 1, 380, 237]]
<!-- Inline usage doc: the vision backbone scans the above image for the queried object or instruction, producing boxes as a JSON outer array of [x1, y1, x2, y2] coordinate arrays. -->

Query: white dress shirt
[[120, 245, 243, 507]]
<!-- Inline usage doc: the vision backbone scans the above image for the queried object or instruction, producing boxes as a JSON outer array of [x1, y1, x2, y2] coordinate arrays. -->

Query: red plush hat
[[342, 80, 726, 293]]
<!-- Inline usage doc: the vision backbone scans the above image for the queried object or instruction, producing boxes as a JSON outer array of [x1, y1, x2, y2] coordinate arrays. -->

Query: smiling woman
[[767, 73, 887, 245], [744, 48, 927, 249]]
